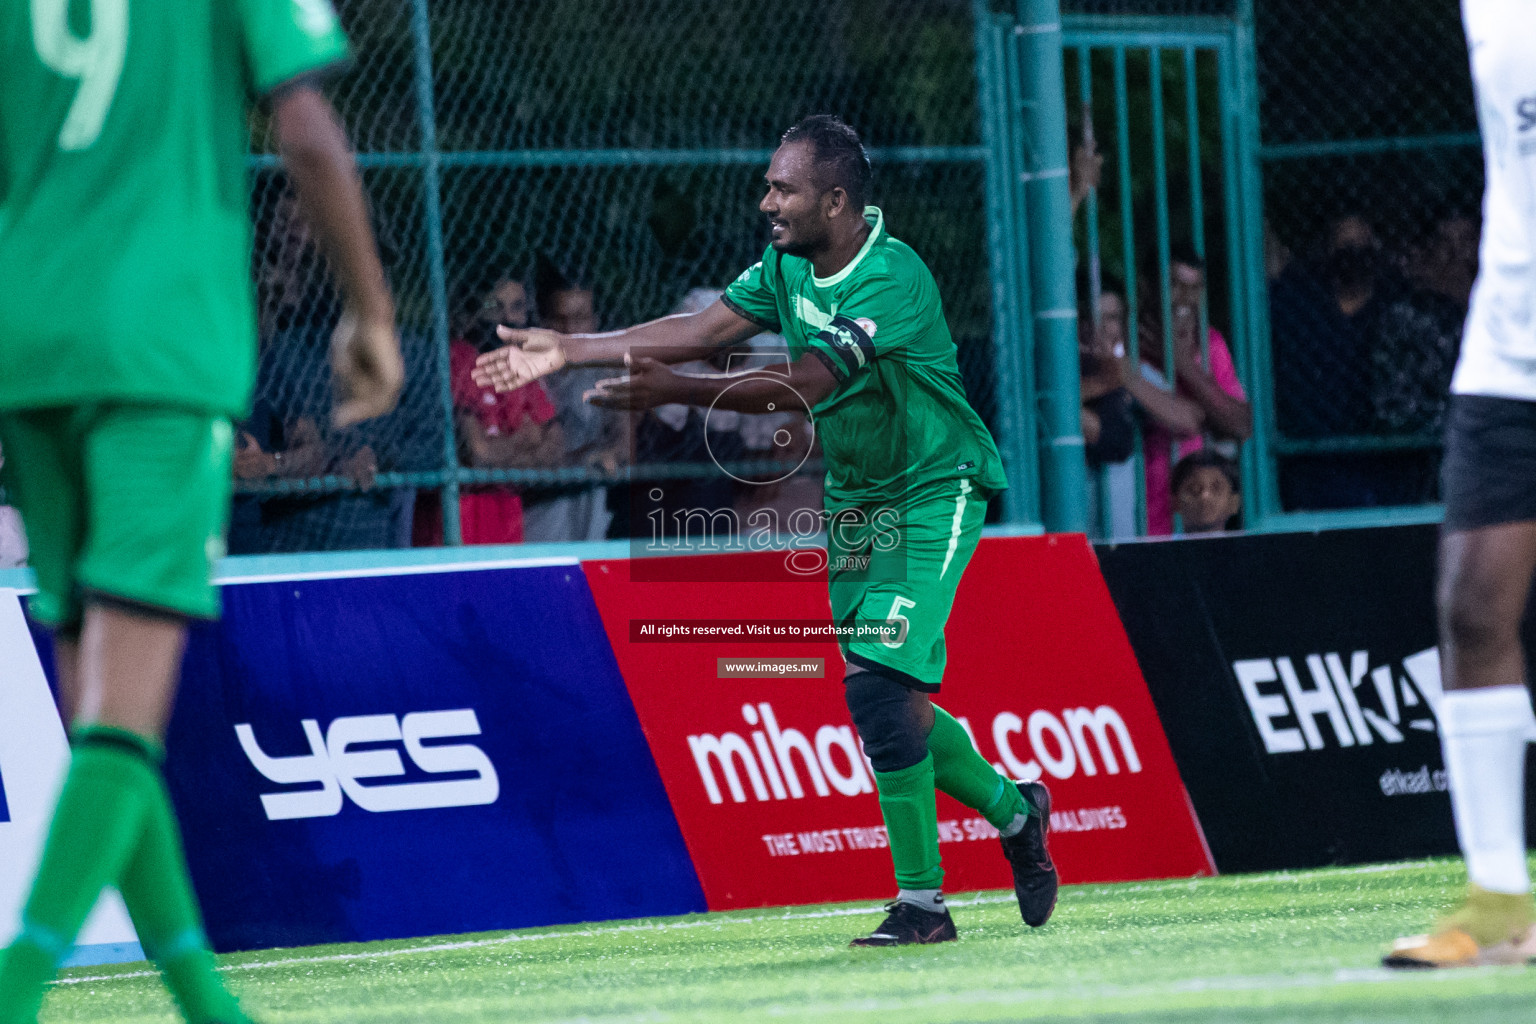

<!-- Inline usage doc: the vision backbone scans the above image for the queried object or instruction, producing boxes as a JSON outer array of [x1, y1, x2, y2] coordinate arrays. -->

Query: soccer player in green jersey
[[474, 115, 1058, 946], [0, 1, 401, 1020]]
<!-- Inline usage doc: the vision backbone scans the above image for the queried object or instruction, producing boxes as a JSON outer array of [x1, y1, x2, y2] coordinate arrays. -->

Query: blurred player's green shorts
[[0, 405, 234, 628], [827, 476, 990, 692]]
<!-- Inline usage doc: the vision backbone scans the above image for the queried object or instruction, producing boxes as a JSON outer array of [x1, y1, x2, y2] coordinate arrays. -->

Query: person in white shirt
[[1385, 0, 1536, 969]]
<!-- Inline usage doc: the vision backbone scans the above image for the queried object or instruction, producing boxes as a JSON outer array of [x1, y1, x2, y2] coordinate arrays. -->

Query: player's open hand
[[584, 356, 678, 411], [472, 327, 568, 392], [331, 311, 404, 429]]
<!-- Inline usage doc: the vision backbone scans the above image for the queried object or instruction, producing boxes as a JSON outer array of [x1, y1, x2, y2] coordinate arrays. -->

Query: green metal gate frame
[[978, 2, 1440, 537], [1064, 14, 1262, 537], [977, 4, 1275, 536]]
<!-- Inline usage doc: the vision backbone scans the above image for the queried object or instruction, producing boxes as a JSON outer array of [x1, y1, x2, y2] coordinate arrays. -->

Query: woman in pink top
[[1138, 246, 1253, 535], [415, 275, 565, 545]]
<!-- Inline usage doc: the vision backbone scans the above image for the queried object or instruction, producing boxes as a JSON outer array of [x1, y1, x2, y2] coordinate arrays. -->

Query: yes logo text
[[236, 709, 499, 820]]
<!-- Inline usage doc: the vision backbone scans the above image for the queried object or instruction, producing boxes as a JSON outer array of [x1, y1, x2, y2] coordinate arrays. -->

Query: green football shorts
[[826, 476, 989, 692], [0, 405, 234, 628]]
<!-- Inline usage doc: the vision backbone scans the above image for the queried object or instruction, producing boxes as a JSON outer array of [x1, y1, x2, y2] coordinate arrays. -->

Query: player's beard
[[773, 226, 827, 260]]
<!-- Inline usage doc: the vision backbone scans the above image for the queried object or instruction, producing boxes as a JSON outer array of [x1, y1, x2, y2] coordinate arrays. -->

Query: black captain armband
[[811, 315, 878, 384]]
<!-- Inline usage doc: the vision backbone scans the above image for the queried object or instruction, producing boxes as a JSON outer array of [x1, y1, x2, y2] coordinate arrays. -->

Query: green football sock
[[928, 705, 1027, 829], [0, 728, 158, 1024], [872, 754, 943, 891], [119, 773, 246, 1024]]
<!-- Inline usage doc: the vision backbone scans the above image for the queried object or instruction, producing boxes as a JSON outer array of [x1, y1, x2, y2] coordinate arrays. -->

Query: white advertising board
[[0, 591, 141, 966]]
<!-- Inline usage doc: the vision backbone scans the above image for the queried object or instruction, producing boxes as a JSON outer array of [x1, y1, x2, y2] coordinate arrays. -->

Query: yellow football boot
[[1384, 884, 1536, 969]]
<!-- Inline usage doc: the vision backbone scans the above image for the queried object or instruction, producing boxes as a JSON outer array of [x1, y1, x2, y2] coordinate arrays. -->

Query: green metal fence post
[[1079, 46, 1117, 540], [1183, 45, 1210, 367], [1016, 0, 1087, 534], [409, 0, 461, 545], [975, 0, 1036, 527], [1114, 45, 1148, 534], [1148, 48, 1185, 529], [1231, 0, 1278, 524], [1003, 18, 1042, 521]]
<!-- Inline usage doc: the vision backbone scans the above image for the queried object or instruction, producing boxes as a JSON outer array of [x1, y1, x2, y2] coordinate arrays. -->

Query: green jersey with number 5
[[723, 206, 1007, 507], [0, 0, 348, 415]]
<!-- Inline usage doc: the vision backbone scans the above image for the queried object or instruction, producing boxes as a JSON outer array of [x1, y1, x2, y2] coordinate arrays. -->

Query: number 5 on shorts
[[882, 596, 916, 649], [31, 0, 128, 151]]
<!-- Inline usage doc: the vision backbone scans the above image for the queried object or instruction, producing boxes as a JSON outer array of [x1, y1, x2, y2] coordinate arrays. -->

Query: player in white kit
[[1384, 0, 1536, 969]]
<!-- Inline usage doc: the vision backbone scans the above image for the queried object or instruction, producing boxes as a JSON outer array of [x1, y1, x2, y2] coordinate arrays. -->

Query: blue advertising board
[[165, 562, 705, 952]]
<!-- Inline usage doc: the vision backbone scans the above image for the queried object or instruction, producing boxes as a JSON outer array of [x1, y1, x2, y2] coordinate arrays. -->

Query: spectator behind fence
[[1409, 210, 1478, 310], [632, 289, 745, 536], [1069, 134, 1103, 219], [414, 271, 564, 546], [1172, 449, 1242, 534], [520, 260, 625, 542], [1077, 274, 1135, 537], [230, 187, 440, 554], [1136, 244, 1251, 535], [726, 315, 824, 532], [1271, 213, 1443, 509], [1077, 273, 1206, 537], [1370, 211, 1478, 438]]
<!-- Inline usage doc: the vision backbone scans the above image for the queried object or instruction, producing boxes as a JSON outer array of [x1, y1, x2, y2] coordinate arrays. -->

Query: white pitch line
[[1072, 859, 1445, 897], [51, 862, 1451, 989], [53, 898, 1017, 986]]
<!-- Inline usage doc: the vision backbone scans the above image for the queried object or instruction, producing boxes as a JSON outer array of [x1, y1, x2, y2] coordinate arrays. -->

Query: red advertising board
[[583, 535, 1213, 910]]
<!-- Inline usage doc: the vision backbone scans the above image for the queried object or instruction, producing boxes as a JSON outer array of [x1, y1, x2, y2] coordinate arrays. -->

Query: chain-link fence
[[1255, 0, 1475, 513], [216, 0, 1481, 556], [235, 0, 1004, 554]]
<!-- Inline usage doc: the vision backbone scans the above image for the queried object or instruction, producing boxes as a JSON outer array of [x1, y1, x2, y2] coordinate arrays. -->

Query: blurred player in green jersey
[[474, 115, 1057, 947], [0, 1, 401, 1020]]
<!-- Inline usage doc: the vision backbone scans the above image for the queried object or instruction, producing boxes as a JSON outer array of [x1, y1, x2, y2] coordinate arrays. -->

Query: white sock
[[896, 889, 945, 914], [1439, 685, 1536, 895]]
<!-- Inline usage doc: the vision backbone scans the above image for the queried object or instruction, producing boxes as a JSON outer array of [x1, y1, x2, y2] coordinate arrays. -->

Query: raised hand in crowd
[[1069, 137, 1103, 218]]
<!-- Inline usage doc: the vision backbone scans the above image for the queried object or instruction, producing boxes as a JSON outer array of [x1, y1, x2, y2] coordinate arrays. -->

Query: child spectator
[[1172, 449, 1242, 534], [1137, 243, 1251, 535]]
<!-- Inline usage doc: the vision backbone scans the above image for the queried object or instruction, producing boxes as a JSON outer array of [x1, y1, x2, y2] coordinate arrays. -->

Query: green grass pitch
[[42, 858, 1536, 1023]]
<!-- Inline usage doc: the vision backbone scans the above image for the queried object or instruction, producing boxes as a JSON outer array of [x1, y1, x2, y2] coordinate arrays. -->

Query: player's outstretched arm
[[471, 300, 761, 393], [273, 84, 404, 428], [563, 300, 764, 366], [585, 351, 838, 414]]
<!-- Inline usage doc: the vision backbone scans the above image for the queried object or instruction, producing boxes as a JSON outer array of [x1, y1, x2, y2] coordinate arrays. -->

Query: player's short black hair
[[780, 115, 873, 210], [1171, 448, 1240, 495]]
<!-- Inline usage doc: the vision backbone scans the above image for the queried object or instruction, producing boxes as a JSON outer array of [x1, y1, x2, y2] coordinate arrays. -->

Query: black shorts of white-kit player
[[1441, 394, 1536, 532]]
